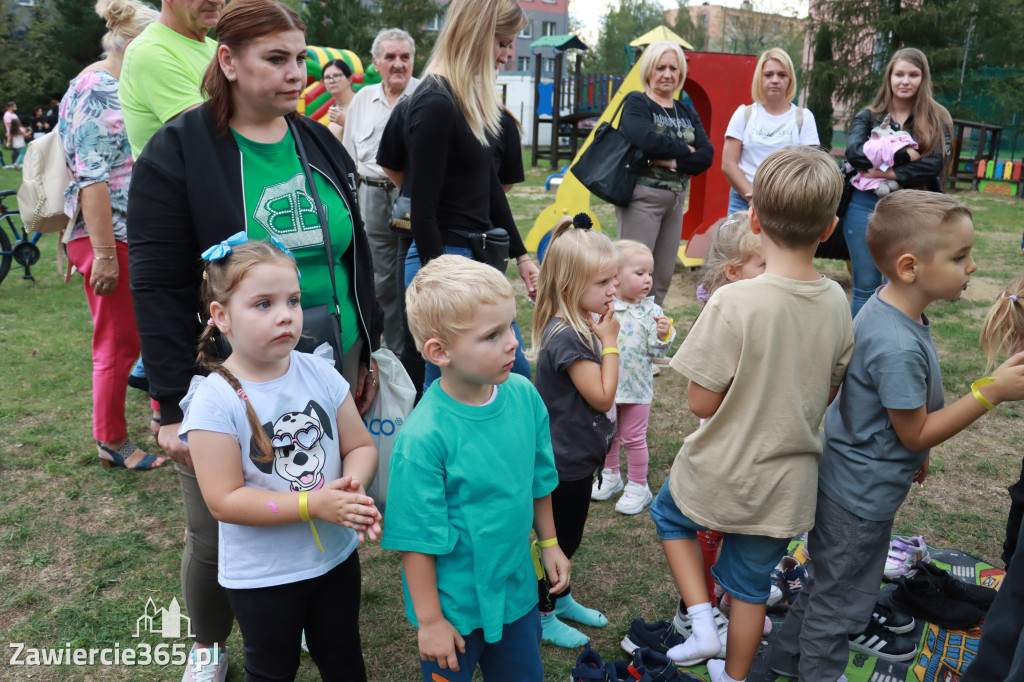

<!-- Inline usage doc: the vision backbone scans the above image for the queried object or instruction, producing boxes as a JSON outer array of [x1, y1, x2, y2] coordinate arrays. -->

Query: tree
[[720, 0, 804, 60], [807, 23, 835, 149], [585, 0, 667, 74], [303, 0, 373, 58]]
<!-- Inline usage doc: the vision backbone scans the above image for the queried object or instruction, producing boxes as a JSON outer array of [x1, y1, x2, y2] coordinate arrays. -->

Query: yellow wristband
[[538, 536, 559, 548], [299, 492, 324, 553], [658, 317, 674, 341], [972, 376, 996, 410], [601, 347, 619, 356]]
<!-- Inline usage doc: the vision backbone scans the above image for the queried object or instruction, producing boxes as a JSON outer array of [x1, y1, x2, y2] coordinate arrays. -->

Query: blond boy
[[652, 147, 854, 682], [382, 255, 569, 681], [770, 190, 1024, 681]]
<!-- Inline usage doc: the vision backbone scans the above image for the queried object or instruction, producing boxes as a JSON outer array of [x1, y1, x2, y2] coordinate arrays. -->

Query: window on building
[[542, 21, 557, 36], [519, 22, 533, 38], [517, 56, 532, 72], [425, 12, 443, 31], [699, 13, 708, 26], [543, 57, 556, 72]]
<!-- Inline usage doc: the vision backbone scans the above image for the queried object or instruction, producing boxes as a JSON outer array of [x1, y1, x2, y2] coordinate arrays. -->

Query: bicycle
[[0, 188, 42, 284]]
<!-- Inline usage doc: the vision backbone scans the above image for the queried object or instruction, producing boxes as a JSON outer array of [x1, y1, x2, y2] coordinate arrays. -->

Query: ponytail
[[196, 323, 275, 463]]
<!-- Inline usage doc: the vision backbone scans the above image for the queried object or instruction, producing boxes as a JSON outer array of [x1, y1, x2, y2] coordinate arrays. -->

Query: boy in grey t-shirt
[[769, 190, 1024, 682]]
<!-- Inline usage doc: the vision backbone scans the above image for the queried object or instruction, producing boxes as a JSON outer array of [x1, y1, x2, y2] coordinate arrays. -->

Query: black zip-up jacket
[[128, 105, 382, 424], [845, 107, 951, 192]]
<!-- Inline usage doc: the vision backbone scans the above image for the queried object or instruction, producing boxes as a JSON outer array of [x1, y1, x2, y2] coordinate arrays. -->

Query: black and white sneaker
[[871, 602, 915, 634], [849, 619, 919, 661]]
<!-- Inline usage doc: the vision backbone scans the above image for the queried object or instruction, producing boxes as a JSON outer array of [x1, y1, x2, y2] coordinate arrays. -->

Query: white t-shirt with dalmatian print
[[180, 351, 358, 589]]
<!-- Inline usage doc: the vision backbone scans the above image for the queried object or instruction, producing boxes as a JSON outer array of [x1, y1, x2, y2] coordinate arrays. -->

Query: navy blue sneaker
[[620, 619, 685, 656], [571, 644, 610, 682], [631, 648, 689, 681], [608, 658, 653, 681]]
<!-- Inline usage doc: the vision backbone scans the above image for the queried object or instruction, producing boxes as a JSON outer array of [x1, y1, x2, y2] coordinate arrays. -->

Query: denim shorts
[[649, 478, 789, 603]]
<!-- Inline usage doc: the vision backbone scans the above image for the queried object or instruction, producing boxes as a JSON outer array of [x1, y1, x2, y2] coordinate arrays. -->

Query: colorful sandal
[[97, 440, 165, 471]]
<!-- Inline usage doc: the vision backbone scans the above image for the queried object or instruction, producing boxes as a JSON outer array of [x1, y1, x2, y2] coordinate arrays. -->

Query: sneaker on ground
[[630, 648, 689, 681], [672, 601, 729, 660], [772, 556, 807, 604], [889, 574, 982, 629], [871, 602, 915, 634], [913, 560, 997, 608], [620, 619, 685, 656], [182, 646, 228, 682], [592, 468, 624, 501], [883, 536, 931, 580], [848, 619, 919, 662], [615, 481, 653, 515], [608, 659, 654, 682], [571, 643, 610, 682]]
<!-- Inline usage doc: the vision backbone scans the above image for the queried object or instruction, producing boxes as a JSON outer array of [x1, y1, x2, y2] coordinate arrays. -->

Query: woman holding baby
[[844, 47, 953, 317]]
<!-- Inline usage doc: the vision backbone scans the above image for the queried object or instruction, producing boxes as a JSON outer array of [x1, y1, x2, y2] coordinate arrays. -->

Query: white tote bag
[[363, 349, 415, 513]]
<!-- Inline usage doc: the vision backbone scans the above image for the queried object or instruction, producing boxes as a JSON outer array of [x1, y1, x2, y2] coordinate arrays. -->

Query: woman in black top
[[617, 41, 713, 305], [401, 0, 538, 390], [843, 47, 952, 318]]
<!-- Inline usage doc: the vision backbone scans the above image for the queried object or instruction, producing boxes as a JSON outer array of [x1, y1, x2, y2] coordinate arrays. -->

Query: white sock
[[707, 659, 744, 682], [666, 602, 721, 664]]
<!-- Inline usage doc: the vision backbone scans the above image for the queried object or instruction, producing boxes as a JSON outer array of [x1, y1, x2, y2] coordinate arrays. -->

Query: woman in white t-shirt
[[721, 48, 819, 214]]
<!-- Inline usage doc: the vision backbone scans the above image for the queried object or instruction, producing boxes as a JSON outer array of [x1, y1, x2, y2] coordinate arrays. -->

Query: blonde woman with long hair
[[721, 48, 819, 214], [402, 0, 539, 391]]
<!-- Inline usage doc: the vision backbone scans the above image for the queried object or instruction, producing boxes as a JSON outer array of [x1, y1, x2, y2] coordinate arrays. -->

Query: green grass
[[2, 159, 1024, 680]]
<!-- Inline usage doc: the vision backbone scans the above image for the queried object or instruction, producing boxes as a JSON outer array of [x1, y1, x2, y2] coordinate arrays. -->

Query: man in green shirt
[[120, 0, 222, 159]]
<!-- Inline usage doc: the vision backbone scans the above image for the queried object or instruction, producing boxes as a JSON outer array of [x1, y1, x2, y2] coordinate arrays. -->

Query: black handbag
[[570, 96, 644, 208], [388, 194, 411, 236], [289, 119, 347, 364], [450, 226, 510, 272]]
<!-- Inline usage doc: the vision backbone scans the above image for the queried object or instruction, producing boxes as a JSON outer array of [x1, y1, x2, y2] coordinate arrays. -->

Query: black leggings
[[225, 552, 366, 682], [539, 476, 593, 609]]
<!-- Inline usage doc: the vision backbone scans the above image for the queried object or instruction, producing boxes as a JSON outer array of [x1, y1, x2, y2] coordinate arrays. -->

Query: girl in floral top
[[58, 0, 163, 470], [591, 240, 675, 515]]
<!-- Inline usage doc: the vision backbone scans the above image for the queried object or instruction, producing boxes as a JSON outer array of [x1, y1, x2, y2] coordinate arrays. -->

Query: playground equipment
[[947, 119, 1023, 198], [297, 47, 381, 126], [526, 44, 757, 266]]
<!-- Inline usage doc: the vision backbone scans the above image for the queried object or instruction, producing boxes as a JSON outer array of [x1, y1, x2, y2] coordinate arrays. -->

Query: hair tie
[[237, 388, 248, 401], [201, 231, 248, 261], [571, 213, 593, 230], [268, 234, 302, 280], [696, 283, 710, 304], [1001, 291, 1019, 303], [207, 318, 216, 327]]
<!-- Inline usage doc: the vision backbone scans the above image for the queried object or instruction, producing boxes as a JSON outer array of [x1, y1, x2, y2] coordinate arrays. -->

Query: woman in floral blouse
[[59, 0, 164, 470]]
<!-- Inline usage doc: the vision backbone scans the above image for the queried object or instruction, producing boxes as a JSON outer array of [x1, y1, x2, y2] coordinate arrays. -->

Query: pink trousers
[[603, 402, 651, 485], [67, 238, 141, 443]]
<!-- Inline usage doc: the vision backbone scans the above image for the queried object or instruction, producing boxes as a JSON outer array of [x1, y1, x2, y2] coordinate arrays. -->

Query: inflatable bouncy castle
[[299, 46, 383, 125]]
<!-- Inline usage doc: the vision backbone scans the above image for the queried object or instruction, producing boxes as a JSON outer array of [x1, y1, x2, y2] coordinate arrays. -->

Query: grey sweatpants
[[615, 182, 686, 306], [769, 490, 893, 681]]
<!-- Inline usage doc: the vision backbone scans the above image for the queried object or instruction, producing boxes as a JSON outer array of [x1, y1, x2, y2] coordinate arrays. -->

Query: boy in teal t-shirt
[[383, 255, 569, 681]]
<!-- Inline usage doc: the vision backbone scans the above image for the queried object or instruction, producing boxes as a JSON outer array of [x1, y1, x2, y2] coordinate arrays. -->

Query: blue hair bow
[[201, 231, 248, 261]]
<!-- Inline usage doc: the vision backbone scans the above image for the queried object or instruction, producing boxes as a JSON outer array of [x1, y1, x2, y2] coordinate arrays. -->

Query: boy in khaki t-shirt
[[650, 146, 853, 682]]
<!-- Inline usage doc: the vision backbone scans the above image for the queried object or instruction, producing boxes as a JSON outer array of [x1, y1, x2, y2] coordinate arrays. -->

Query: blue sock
[[553, 593, 607, 627], [540, 613, 588, 647]]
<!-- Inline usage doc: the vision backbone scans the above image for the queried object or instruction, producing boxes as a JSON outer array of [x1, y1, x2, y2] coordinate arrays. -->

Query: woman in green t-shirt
[[127, 2, 381, 674]]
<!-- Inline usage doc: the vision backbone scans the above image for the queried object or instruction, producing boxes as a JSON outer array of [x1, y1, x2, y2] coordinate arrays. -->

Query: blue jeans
[[404, 243, 531, 392], [418, 607, 542, 682], [843, 189, 881, 318], [649, 478, 788, 603], [727, 188, 750, 215]]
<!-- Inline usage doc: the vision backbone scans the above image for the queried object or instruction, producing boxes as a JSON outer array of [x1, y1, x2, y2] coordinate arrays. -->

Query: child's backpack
[[16, 130, 73, 233]]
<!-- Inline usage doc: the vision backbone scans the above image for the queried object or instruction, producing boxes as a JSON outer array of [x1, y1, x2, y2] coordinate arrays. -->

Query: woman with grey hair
[[59, 0, 164, 471]]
